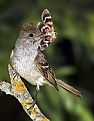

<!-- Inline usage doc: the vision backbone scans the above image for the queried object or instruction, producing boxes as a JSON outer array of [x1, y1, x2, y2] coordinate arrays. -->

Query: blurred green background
[[0, 0, 94, 121]]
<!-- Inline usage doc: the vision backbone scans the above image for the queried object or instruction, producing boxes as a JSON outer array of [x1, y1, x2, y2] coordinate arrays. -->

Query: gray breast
[[10, 49, 46, 86]]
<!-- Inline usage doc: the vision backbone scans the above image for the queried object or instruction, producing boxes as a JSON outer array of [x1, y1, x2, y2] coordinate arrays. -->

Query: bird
[[10, 22, 82, 97]]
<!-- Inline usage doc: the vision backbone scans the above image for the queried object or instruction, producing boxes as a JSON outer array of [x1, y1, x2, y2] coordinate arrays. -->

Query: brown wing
[[34, 50, 58, 91]]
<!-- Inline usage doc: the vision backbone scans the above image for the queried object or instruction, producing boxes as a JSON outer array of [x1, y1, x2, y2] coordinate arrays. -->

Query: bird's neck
[[14, 39, 40, 61]]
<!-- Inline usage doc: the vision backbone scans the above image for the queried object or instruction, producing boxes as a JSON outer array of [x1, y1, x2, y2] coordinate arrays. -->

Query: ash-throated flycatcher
[[10, 22, 81, 97], [10, 9, 81, 97]]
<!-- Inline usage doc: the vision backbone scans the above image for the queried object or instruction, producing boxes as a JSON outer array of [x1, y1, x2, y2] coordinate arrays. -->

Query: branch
[[0, 64, 50, 121]]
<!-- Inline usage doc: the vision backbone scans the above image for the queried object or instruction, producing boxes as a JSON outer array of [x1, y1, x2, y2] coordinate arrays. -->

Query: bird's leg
[[31, 85, 40, 107], [34, 85, 40, 103], [35, 90, 38, 102]]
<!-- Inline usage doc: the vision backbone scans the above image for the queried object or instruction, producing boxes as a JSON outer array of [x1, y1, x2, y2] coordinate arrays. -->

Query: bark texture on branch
[[0, 64, 50, 121]]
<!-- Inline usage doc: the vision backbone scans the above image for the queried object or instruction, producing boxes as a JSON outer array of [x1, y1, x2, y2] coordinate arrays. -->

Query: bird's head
[[15, 23, 45, 49]]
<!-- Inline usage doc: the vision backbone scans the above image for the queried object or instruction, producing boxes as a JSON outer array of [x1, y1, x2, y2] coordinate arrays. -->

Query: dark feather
[[34, 50, 58, 91]]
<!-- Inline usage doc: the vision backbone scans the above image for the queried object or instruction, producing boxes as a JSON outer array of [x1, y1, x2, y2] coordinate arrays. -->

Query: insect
[[37, 9, 57, 50]]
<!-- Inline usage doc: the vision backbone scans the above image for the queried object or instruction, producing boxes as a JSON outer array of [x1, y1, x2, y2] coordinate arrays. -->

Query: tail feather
[[56, 79, 82, 97]]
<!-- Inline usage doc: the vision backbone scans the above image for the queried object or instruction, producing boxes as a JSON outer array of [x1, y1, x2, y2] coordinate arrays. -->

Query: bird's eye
[[29, 33, 34, 37]]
